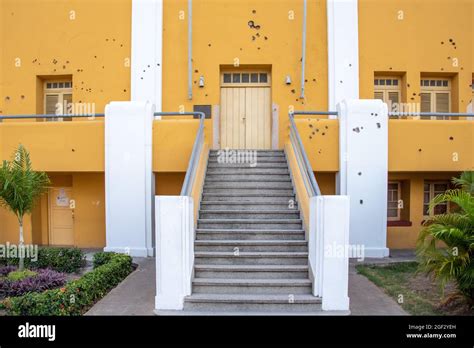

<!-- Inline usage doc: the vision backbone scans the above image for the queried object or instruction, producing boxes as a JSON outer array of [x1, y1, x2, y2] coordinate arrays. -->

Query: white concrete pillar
[[327, 0, 359, 114], [155, 196, 194, 311], [338, 99, 389, 258], [309, 196, 350, 312], [131, 0, 163, 111], [104, 101, 154, 257]]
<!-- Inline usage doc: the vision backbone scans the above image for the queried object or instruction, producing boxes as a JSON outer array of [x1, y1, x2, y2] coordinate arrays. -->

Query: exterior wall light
[[285, 76, 292, 85], [199, 76, 205, 88]]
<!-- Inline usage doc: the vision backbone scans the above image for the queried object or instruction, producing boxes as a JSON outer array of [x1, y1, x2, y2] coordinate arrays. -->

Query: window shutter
[[374, 91, 384, 101], [435, 92, 450, 113], [420, 92, 432, 120], [45, 94, 60, 114], [388, 91, 399, 105]]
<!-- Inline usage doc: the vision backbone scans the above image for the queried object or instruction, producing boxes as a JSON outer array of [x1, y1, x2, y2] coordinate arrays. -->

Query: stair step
[[205, 174, 291, 182], [199, 210, 300, 220], [194, 264, 309, 279], [183, 294, 321, 313], [206, 168, 290, 175], [208, 157, 287, 163], [208, 163, 288, 169], [194, 251, 308, 265], [200, 202, 298, 210], [196, 229, 305, 240], [204, 182, 293, 189], [209, 150, 284, 156], [203, 189, 294, 195], [202, 194, 295, 203], [192, 278, 312, 294], [197, 219, 303, 230], [195, 240, 308, 252]]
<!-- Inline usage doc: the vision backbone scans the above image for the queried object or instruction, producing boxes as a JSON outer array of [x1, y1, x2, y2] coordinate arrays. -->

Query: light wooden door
[[49, 188, 74, 246], [220, 87, 271, 149]]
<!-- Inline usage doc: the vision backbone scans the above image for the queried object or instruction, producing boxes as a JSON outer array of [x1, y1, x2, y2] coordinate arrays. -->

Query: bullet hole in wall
[[360, 200, 363, 205], [418, 148, 422, 152], [449, 136, 454, 140], [353, 127, 360, 133], [376, 123, 381, 128], [358, 172, 362, 176]]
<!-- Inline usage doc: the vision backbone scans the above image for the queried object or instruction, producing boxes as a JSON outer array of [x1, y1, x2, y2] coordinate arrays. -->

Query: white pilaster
[[131, 0, 163, 111], [104, 101, 155, 257], [155, 196, 194, 311], [338, 99, 389, 258], [327, 0, 359, 114], [312, 196, 350, 312]]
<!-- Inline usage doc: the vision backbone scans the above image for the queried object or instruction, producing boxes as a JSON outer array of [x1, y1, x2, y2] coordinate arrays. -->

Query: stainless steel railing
[[289, 111, 335, 197], [154, 112, 206, 196]]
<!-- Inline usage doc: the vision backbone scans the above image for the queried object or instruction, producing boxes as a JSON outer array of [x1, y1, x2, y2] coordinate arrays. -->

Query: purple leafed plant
[[0, 269, 66, 299], [0, 265, 17, 276]]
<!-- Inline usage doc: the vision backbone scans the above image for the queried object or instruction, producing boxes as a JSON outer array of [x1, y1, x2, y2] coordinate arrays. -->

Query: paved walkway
[[85, 257, 156, 316], [86, 251, 414, 315]]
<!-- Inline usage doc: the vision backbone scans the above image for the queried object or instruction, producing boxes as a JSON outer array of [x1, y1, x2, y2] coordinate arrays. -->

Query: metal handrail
[[289, 111, 334, 197], [0, 113, 104, 120], [389, 112, 474, 118], [154, 111, 206, 196]]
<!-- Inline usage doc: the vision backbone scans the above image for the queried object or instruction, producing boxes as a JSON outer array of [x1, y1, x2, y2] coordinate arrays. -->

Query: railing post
[[155, 196, 194, 311]]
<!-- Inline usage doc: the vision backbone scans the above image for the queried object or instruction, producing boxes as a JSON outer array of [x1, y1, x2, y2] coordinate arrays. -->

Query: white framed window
[[387, 182, 401, 221], [420, 78, 451, 120], [374, 77, 401, 113], [44, 80, 73, 121], [221, 71, 271, 87], [423, 181, 450, 217]]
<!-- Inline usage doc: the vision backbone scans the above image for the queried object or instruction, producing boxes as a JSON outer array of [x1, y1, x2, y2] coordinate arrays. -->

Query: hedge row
[[0, 247, 85, 273], [5, 253, 133, 315]]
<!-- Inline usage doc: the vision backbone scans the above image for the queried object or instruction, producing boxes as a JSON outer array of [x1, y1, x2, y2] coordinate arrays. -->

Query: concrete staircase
[[183, 150, 322, 314]]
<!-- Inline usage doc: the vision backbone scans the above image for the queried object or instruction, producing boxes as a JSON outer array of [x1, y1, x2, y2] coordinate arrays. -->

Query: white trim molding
[[327, 0, 359, 113], [131, 0, 163, 111], [338, 99, 390, 258]]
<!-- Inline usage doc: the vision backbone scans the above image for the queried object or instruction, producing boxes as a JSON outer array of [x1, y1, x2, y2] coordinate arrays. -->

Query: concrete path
[[85, 252, 411, 315], [85, 257, 156, 316]]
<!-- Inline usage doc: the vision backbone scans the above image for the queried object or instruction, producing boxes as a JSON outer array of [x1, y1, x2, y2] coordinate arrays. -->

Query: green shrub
[[92, 251, 115, 269], [6, 253, 133, 315], [6, 270, 37, 282], [0, 247, 85, 273]]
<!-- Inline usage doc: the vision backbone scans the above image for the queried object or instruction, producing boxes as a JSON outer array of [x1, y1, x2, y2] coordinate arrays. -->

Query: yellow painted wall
[[162, 0, 328, 147], [0, 0, 131, 116], [387, 171, 460, 249], [359, 0, 473, 112], [0, 172, 105, 248]]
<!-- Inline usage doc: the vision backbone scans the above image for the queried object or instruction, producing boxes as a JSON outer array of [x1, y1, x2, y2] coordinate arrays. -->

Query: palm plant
[[416, 171, 474, 304], [0, 145, 50, 271]]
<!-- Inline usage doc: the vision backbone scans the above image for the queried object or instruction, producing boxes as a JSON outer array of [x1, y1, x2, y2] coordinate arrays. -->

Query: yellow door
[[49, 188, 74, 246], [220, 72, 271, 149]]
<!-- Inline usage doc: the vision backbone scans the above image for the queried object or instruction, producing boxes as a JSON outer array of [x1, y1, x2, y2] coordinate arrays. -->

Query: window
[[374, 77, 401, 113], [423, 181, 450, 217], [420, 78, 451, 120], [387, 182, 401, 221], [221, 71, 270, 86], [44, 80, 73, 121]]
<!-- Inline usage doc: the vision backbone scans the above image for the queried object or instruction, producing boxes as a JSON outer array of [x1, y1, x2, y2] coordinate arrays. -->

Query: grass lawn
[[356, 262, 472, 316]]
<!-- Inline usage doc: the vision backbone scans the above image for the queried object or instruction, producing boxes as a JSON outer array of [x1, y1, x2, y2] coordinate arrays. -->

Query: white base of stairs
[[154, 309, 351, 316]]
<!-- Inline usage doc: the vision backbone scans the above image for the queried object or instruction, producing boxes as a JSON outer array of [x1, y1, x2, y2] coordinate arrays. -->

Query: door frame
[[219, 68, 273, 150], [48, 187, 75, 246]]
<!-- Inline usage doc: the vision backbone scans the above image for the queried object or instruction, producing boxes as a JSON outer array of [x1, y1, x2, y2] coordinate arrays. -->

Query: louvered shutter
[[420, 93, 431, 119], [374, 91, 384, 101], [435, 92, 450, 119], [45, 95, 60, 115]]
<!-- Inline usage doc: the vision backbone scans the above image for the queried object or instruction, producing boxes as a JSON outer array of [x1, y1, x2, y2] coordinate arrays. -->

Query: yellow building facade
[[0, 0, 473, 251]]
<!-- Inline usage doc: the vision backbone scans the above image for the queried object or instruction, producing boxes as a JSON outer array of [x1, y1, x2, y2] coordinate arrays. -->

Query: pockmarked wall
[[359, 0, 473, 112], [162, 0, 329, 147], [0, 0, 132, 116]]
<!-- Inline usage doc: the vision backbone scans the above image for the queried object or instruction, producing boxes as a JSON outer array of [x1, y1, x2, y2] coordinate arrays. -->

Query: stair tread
[[193, 278, 311, 285], [195, 251, 308, 256], [185, 293, 320, 303], [198, 219, 302, 222], [196, 229, 304, 233], [199, 210, 299, 214], [194, 264, 308, 270], [195, 240, 306, 245]]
